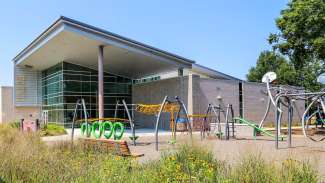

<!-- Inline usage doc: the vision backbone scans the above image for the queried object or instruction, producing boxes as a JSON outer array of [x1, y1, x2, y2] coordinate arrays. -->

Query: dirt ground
[[43, 126, 325, 177], [126, 133, 325, 176]]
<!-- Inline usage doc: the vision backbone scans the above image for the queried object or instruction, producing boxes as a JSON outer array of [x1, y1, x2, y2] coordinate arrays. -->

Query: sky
[[0, 0, 288, 86]]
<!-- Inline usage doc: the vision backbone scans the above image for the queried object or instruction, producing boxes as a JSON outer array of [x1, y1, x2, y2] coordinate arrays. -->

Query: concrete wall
[[132, 76, 188, 130], [196, 78, 240, 117], [193, 78, 240, 129], [0, 87, 15, 123], [131, 76, 306, 129], [0, 86, 41, 123], [14, 66, 41, 106], [14, 106, 41, 122], [132, 76, 240, 130], [242, 82, 305, 126]]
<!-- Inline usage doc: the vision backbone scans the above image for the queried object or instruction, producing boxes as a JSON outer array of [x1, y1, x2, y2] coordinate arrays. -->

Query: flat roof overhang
[[13, 16, 194, 78]]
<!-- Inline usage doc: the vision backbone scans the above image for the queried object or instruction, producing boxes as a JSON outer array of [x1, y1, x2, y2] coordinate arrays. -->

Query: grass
[[0, 124, 320, 183], [8, 121, 67, 136], [40, 124, 67, 136]]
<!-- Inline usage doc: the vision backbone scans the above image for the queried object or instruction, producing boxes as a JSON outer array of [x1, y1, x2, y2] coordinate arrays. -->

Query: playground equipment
[[71, 98, 88, 142], [261, 71, 325, 148], [234, 117, 285, 141], [114, 100, 137, 145], [80, 121, 125, 140], [115, 96, 192, 151], [155, 96, 192, 151], [71, 96, 191, 151], [70, 98, 128, 143], [201, 104, 235, 140]]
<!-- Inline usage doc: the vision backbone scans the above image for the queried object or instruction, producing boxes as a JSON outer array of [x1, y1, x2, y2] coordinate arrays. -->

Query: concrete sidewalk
[[42, 128, 173, 142]]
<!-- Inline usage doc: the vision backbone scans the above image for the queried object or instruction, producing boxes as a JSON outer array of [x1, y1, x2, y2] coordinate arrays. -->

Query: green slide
[[234, 117, 285, 141]]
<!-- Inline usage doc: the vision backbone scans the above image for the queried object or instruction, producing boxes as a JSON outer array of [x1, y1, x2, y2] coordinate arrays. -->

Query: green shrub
[[139, 145, 228, 182], [41, 124, 67, 136], [281, 159, 318, 183], [9, 121, 20, 129], [231, 153, 277, 183]]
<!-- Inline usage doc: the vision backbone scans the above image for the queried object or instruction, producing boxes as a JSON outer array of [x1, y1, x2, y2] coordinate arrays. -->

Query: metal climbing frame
[[113, 96, 192, 151], [261, 72, 325, 149], [155, 96, 192, 151], [71, 98, 88, 143], [202, 104, 235, 140], [114, 100, 137, 146]]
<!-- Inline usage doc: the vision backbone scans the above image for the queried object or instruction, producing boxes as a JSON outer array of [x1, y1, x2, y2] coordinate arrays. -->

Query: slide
[[234, 117, 285, 141]]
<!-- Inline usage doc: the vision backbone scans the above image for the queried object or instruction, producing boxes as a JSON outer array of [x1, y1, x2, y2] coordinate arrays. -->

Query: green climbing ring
[[113, 122, 125, 140], [81, 123, 92, 137], [101, 121, 114, 139], [91, 121, 102, 139]]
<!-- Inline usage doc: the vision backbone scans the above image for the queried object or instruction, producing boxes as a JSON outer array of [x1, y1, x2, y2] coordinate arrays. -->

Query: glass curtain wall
[[42, 62, 132, 127]]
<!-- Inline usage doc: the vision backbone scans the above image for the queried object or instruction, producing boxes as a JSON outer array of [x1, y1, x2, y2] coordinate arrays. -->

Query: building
[[8, 16, 303, 128]]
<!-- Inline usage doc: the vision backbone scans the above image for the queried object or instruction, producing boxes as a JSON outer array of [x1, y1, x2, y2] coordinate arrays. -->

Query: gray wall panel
[[14, 65, 41, 106], [132, 76, 188, 130]]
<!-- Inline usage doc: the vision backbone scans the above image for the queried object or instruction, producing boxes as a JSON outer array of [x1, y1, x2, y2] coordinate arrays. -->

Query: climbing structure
[[115, 96, 192, 151], [202, 104, 235, 140]]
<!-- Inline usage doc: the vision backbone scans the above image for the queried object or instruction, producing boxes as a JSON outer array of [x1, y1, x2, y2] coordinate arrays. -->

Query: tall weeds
[[0, 125, 319, 183]]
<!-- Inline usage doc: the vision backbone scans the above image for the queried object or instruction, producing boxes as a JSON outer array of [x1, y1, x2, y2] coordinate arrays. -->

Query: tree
[[247, 50, 297, 85], [266, 0, 325, 90], [269, 0, 325, 66]]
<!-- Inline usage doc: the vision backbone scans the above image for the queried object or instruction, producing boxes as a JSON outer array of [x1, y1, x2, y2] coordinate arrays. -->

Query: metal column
[[98, 45, 104, 120], [287, 99, 293, 148]]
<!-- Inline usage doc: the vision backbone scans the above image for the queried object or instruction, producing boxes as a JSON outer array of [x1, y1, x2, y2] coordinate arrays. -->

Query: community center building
[[3, 16, 304, 129]]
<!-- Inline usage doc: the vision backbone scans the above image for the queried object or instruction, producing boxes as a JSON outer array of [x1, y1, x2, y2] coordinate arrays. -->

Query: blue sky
[[0, 0, 288, 86]]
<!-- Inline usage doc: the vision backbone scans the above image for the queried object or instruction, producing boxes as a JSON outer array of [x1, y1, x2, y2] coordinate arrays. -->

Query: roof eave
[[192, 64, 242, 81], [12, 16, 195, 66]]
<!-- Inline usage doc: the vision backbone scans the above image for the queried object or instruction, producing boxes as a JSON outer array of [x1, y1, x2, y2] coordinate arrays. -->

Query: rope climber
[[115, 96, 192, 151], [135, 103, 181, 143], [136, 103, 180, 115]]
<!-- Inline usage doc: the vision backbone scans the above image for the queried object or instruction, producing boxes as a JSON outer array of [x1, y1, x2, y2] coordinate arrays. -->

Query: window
[[42, 62, 132, 127]]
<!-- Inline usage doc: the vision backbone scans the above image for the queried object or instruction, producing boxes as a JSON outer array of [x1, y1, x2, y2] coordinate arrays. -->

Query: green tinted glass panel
[[42, 62, 132, 127]]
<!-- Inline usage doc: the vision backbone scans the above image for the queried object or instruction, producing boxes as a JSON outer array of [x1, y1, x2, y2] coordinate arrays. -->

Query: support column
[[98, 45, 104, 120], [187, 72, 193, 116]]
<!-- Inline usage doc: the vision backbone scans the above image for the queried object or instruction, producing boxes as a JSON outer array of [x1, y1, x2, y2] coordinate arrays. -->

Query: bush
[[0, 124, 320, 183], [41, 124, 67, 136], [231, 153, 277, 183], [281, 159, 318, 183], [9, 121, 20, 129], [139, 145, 228, 182]]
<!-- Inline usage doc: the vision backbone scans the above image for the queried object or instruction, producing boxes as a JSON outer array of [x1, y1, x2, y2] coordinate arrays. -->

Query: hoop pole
[[287, 99, 293, 148], [259, 97, 271, 128], [225, 105, 230, 140], [230, 104, 235, 138], [71, 99, 81, 144], [176, 96, 192, 140], [155, 96, 168, 151], [114, 100, 119, 119], [122, 99, 136, 146]]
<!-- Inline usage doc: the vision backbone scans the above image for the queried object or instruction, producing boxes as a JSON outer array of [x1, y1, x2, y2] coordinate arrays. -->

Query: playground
[[38, 71, 324, 177], [127, 133, 325, 173], [42, 126, 325, 177], [10, 69, 325, 181], [3, 1, 325, 181]]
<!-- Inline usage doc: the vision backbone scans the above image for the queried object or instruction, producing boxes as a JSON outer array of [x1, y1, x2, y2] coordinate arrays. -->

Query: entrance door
[[42, 110, 49, 125]]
